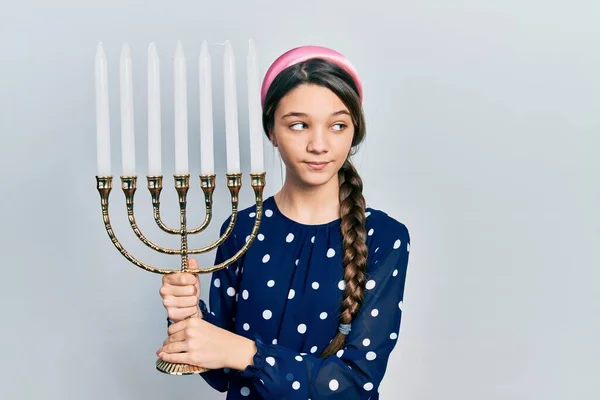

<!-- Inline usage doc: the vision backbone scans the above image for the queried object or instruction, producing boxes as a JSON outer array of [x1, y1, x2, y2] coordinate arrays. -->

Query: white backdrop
[[0, 1, 598, 399]]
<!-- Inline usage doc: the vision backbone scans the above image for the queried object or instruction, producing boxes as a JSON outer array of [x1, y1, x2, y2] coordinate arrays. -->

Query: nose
[[306, 126, 329, 154]]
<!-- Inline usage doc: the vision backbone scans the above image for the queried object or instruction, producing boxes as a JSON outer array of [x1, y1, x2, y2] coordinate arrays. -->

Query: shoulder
[[364, 206, 410, 264]]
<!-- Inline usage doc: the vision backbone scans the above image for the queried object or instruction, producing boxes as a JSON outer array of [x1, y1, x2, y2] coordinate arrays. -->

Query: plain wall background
[[1, 1, 598, 399]]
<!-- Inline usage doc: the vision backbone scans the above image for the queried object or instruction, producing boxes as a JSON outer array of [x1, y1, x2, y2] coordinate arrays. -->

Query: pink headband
[[260, 45, 363, 107]]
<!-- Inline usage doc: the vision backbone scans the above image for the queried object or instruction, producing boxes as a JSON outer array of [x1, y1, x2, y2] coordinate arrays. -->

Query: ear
[[268, 130, 278, 147]]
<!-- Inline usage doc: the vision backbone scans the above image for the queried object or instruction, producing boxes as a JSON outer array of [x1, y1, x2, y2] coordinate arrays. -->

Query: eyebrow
[[281, 110, 351, 119]]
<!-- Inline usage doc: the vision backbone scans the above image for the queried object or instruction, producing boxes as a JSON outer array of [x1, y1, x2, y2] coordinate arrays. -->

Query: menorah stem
[[174, 174, 190, 271]]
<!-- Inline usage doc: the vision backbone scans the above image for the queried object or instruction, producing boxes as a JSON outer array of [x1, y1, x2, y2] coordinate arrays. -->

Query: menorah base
[[156, 358, 209, 375]]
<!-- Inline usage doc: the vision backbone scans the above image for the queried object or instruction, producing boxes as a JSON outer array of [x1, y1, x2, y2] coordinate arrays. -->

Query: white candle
[[199, 40, 215, 175], [247, 39, 264, 173], [147, 43, 162, 176], [120, 43, 136, 176], [173, 40, 189, 175], [223, 40, 241, 174], [95, 42, 111, 176]]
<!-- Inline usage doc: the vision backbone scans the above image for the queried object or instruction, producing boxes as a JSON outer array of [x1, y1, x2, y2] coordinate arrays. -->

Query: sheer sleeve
[[198, 216, 244, 392], [239, 224, 411, 399]]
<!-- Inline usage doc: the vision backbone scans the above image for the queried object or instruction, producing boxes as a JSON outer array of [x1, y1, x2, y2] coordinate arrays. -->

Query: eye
[[332, 123, 347, 131], [289, 122, 307, 131]]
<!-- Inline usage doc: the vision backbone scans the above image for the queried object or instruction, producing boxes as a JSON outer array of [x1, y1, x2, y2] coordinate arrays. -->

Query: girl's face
[[270, 84, 355, 188]]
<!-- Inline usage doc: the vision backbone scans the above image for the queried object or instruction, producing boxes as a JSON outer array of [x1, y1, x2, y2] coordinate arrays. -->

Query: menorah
[[94, 39, 266, 375]]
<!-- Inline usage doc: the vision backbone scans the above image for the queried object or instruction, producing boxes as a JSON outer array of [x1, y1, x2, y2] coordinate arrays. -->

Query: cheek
[[275, 135, 303, 158], [273, 140, 297, 168], [334, 134, 354, 157]]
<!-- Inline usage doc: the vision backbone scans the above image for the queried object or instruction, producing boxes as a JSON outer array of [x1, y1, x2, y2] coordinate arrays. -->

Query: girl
[[157, 45, 411, 399]]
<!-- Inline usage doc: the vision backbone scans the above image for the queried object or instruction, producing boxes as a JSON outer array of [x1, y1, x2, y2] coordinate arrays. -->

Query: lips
[[305, 161, 330, 170]]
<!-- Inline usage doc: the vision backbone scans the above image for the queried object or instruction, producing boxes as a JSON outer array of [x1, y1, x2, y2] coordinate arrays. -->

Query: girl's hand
[[156, 318, 259, 371], [159, 258, 201, 323], [156, 317, 229, 370]]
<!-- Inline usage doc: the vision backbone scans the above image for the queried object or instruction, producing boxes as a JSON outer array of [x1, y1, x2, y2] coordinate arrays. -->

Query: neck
[[274, 173, 341, 225]]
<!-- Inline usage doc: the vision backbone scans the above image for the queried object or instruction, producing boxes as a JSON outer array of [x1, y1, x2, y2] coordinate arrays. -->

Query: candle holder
[[96, 171, 266, 375]]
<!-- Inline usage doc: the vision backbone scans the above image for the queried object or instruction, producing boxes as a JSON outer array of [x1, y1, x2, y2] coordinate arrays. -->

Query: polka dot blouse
[[196, 195, 411, 399]]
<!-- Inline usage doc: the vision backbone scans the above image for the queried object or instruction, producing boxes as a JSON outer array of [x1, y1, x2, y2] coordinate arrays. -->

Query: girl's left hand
[[156, 317, 230, 370]]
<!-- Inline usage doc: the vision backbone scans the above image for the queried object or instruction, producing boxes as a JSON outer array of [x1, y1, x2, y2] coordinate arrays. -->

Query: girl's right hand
[[160, 258, 202, 323]]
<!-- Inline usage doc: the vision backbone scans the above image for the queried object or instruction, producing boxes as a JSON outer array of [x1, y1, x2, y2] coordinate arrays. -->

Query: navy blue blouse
[[196, 195, 411, 399]]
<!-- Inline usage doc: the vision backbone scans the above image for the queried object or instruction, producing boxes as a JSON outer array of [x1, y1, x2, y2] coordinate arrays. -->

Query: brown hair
[[262, 58, 367, 357]]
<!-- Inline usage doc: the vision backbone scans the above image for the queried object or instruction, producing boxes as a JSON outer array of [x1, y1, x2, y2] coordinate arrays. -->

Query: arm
[[237, 226, 411, 399]]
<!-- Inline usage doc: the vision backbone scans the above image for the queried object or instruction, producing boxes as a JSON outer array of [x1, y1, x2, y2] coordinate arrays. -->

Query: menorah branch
[[97, 173, 266, 275], [122, 176, 181, 254], [148, 174, 216, 235], [147, 175, 178, 234], [96, 176, 181, 275], [198, 172, 265, 274]]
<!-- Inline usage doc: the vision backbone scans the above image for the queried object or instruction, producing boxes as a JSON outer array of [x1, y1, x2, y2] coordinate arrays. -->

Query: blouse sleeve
[[239, 225, 411, 399], [197, 216, 244, 392]]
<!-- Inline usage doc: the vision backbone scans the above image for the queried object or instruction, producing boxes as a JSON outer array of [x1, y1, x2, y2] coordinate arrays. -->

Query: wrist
[[223, 333, 257, 371]]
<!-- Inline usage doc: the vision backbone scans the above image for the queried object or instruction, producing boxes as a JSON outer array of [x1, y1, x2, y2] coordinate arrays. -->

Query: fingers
[[166, 306, 198, 322], [160, 283, 197, 297], [168, 316, 202, 335], [158, 351, 188, 364], [159, 259, 201, 323], [188, 258, 200, 271], [162, 329, 186, 346], [162, 293, 198, 308], [161, 341, 188, 354], [162, 272, 198, 286]]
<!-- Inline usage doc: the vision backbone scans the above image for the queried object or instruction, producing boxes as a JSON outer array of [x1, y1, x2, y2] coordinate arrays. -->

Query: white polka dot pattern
[[205, 197, 410, 398], [329, 379, 339, 391]]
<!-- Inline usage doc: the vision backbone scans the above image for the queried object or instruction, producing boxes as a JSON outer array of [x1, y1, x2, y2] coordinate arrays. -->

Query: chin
[[296, 171, 338, 188]]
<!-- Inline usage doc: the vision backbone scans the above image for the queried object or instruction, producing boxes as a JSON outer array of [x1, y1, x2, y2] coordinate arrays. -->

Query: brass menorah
[[96, 172, 265, 375], [94, 38, 267, 375]]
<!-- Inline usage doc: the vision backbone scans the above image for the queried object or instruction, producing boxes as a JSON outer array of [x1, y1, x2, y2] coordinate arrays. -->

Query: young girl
[[157, 45, 411, 399]]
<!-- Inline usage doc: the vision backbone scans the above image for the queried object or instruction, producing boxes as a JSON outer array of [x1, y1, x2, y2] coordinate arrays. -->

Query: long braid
[[321, 159, 368, 357]]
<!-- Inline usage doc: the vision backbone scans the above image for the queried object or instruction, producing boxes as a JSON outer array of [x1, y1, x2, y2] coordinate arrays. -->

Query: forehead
[[276, 84, 349, 118]]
